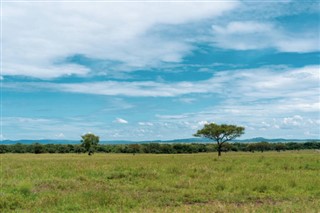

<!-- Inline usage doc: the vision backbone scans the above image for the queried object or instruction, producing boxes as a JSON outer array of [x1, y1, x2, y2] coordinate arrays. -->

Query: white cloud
[[11, 80, 215, 97], [2, 116, 108, 140], [156, 114, 189, 119], [0, 134, 6, 140], [148, 65, 319, 139], [276, 37, 320, 53], [102, 98, 135, 112], [6, 65, 318, 106], [212, 21, 273, 34], [4, 65, 319, 135], [15, 117, 54, 124], [3, 64, 319, 140], [56, 133, 65, 138], [212, 21, 319, 52], [177, 98, 196, 104], [114, 118, 128, 124], [138, 122, 153, 126], [4, 63, 90, 79], [2, 1, 238, 79], [155, 106, 320, 139], [283, 115, 303, 126], [198, 121, 209, 126], [185, 120, 211, 130]]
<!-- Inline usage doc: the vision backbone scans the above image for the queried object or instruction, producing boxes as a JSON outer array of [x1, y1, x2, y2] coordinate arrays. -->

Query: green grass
[[1, 151, 319, 212]]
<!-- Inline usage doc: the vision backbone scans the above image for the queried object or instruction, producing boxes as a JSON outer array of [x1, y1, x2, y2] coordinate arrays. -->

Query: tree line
[[1, 141, 319, 154]]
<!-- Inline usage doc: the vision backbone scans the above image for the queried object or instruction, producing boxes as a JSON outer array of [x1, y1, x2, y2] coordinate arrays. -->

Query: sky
[[1, 0, 320, 141]]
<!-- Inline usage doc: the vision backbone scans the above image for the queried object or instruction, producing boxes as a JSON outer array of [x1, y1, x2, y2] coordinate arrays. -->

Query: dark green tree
[[0, 145, 9, 154], [12, 143, 27, 153], [194, 123, 245, 156], [33, 143, 45, 154], [128, 144, 141, 154], [274, 143, 286, 152], [255, 142, 271, 152], [80, 133, 100, 155]]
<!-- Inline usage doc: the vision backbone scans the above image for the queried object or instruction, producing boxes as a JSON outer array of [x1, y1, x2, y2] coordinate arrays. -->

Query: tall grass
[[1, 151, 319, 212]]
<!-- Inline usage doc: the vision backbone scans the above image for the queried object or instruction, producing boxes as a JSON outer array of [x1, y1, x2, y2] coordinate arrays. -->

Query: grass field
[[1, 151, 319, 212]]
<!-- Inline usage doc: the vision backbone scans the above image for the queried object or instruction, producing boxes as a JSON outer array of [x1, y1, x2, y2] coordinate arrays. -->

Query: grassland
[[1, 151, 319, 212]]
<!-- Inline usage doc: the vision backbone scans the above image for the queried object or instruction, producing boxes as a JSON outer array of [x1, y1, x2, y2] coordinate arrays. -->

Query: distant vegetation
[[1, 141, 319, 154]]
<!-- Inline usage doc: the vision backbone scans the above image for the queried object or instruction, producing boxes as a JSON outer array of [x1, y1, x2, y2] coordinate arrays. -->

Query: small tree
[[80, 133, 100, 155], [194, 123, 245, 156]]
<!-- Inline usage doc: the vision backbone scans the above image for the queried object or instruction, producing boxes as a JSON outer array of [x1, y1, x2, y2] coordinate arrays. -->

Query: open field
[[1, 151, 320, 212]]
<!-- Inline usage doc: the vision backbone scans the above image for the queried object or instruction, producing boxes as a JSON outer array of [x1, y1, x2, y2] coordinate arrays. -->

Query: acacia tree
[[80, 133, 100, 155], [194, 123, 245, 156]]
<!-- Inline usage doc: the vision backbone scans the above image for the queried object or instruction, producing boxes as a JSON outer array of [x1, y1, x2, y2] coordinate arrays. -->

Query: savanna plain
[[1, 151, 319, 212]]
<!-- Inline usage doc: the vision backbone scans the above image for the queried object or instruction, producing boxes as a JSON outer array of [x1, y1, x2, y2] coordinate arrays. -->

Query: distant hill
[[1, 137, 319, 145]]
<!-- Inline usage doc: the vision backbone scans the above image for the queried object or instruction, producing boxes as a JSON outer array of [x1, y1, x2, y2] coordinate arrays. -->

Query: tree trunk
[[217, 144, 222, 157]]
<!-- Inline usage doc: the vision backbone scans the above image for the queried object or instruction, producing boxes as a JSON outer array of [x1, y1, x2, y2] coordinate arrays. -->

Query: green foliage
[[194, 123, 245, 156], [0, 145, 9, 153], [33, 143, 45, 154], [11, 143, 27, 153], [80, 133, 99, 155], [274, 143, 286, 152], [0, 141, 319, 154], [1, 152, 319, 212], [194, 123, 245, 142], [247, 142, 271, 153], [74, 145, 86, 154]]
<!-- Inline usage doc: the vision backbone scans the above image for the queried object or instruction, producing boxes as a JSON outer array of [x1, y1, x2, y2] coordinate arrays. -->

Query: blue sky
[[1, 1, 319, 141]]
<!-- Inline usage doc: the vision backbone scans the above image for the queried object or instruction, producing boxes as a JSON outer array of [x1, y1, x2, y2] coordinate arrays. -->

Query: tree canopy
[[81, 133, 100, 155], [194, 123, 245, 156]]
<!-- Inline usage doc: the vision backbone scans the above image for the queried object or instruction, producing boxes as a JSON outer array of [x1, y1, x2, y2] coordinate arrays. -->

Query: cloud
[[148, 65, 319, 139], [283, 115, 303, 126], [156, 114, 189, 120], [0, 134, 6, 140], [57, 80, 213, 97], [138, 122, 154, 126], [55, 133, 65, 138], [2, 1, 318, 81], [114, 118, 128, 124], [176, 98, 196, 104], [198, 120, 209, 126], [4, 80, 216, 97], [2, 116, 108, 140], [102, 98, 135, 112], [211, 21, 319, 52], [212, 21, 273, 34], [4, 63, 90, 79], [5, 65, 318, 104], [155, 106, 320, 139], [2, 1, 238, 79], [4, 64, 319, 141]]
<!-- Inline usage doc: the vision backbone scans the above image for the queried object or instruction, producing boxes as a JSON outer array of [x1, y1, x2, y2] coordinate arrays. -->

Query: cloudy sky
[[1, 0, 319, 141]]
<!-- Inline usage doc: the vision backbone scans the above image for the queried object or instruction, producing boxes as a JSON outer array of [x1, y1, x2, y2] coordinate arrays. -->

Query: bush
[[1, 141, 319, 154], [33, 143, 45, 154]]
